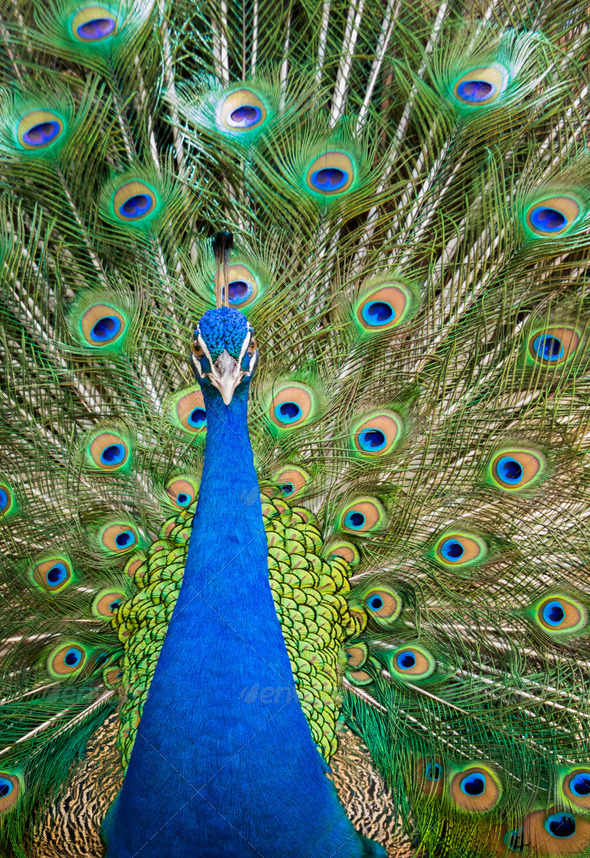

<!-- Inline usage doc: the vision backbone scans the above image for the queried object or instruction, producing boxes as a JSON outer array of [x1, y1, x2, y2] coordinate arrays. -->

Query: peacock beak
[[208, 350, 245, 405]]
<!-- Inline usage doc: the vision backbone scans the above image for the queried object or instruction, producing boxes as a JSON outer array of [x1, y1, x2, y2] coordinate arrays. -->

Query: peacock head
[[191, 307, 258, 405]]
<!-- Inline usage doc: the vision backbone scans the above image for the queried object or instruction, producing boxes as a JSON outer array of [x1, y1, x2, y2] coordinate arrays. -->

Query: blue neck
[[104, 383, 382, 858]]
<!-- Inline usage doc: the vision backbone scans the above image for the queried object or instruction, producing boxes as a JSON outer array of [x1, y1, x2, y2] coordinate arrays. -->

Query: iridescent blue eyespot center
[[570, 773, 590, 797], [275, 402, 302, 423], [425, 762, 441, 781], [344, 511, 365, 530], [228, 105, 262, 128], [361, 301, 395, 326], [533, 334, 564, 361], [530, 207, 567, 233], [119, 194, 152, 219], [47, 562, 68, 586], [90, 316, 121, 342], [176, 493, 190, 507], [396, 651, 416, 670], [503, 828, 524, 851], [367, 595, 384, 611], [198, 307, 249, 361], [0, 778, 13, 798], [100, 443, 125, 465], [460, 773, 486, 796], [440, 538, 465, 561], [497, 456, 523, 484], [280, 483, 294, 497], [223, 280, 253, 305], [545, 813, 576, 838], [77, 17, 116, 40], [359, 429, 387, 451], [456, 80, 496, 102], [188, 408, 206, 428], [109, 600, 121, 612], [116, 530, 134, 548], [23, 121, 61, 147], [0, 488, 8, 511], [310, 168, 348, 192], [542, 600, 565, 626], [65, 647, 82, 667]]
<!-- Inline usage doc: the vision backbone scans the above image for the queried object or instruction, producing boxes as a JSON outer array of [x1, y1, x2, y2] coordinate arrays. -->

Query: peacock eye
[[192, 340, 204, 359], [248, 338, 257, 355]]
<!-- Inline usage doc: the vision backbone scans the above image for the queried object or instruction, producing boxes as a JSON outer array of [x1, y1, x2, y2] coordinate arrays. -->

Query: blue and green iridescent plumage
[[2, 1, 590, 857]]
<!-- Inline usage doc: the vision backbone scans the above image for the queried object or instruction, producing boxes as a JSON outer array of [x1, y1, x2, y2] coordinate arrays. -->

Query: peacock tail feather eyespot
[[359, 585, 402, 627], [271, 467, 309, 499], [414, 757, 445, 797], [92, 589, 126, 619], [452, 65, 508, 106], [165, 477, 198, 509], [214, 263, 260, 309], [17, 110, 64, 150], [29, 554, 74, 593], [87, 430, 131, 471], [70, 5, 118, 42], [338, 497, 386, 535], [0, 480, 17, 519], [305, 151, 355, 197], [268, 383, 316, 430], [173, 389, 207, 434], [525, 196, 582, 237], [563, 769, 590, 809], [488, 448, 545, 491], [524, 808, 590, 854], [433, 532, 488, 568], [112, 180, 159, 223], [352, 411, 404, 457], [425, 761, 443, 783], [450, 764, 502, 813], [527, 326, 581, 366], [355, 282, 419, 332], [104, 666, 123, 688], [385, 644, 436, 681], [532, 594, 587, 634], [98, 522, 140, 554], [324, 540, 360, 565], [48, 642, 89, 677], [545, 813, 578, 840], [345, 661, 375, 686], [0, 772, 21, 812], [345, 642, 368, 669], [79, 303, 126, 348], [502, 826, 526, 853], [219, 89, 267, 132]]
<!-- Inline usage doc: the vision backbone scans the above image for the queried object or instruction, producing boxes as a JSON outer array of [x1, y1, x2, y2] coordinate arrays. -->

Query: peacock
[[1, 0, 590, 855]]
